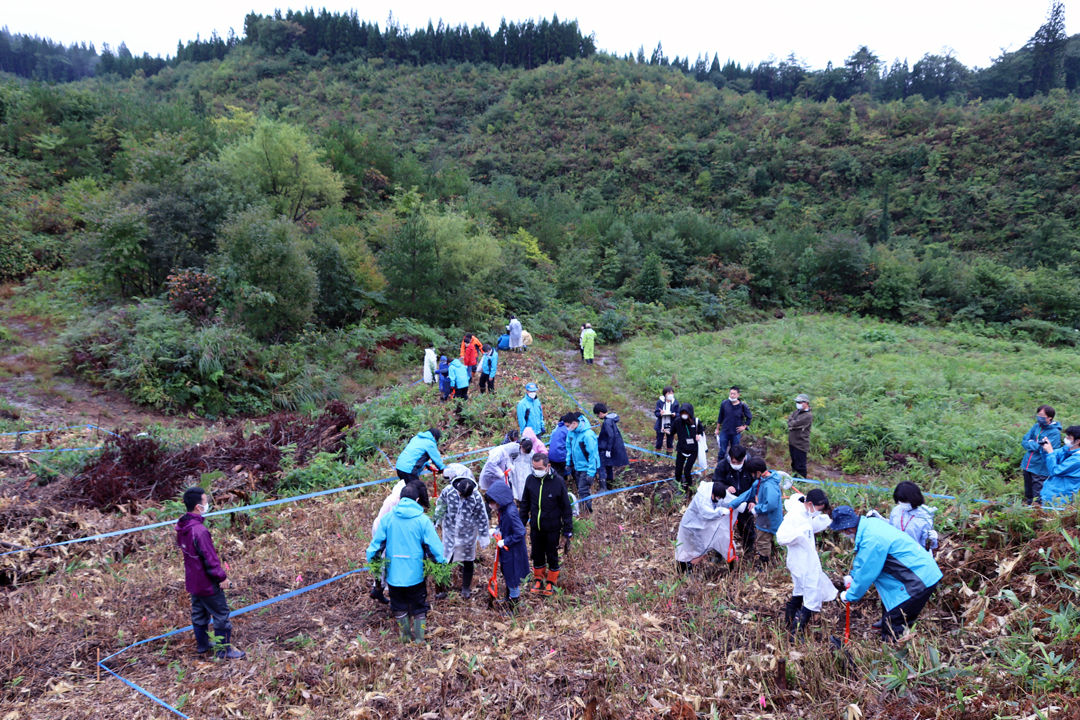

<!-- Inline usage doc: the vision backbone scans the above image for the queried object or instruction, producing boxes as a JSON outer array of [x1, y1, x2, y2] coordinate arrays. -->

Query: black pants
[[454, 386, 469, 401], [1023, 470, 1046, 505], [190, 587, 232, 631], [478, 373, 495, 393], [551, 460, 567, 476], [601, 465, 614, 490], [388, 580, 429, 617], [675, 451, 695, 494], [882, 582, 937, 641], [530, 527, 561, 571], [735, 511, 756, 554], [573, 469, 594, 512], [655, 430, 673, 451], [397, 470, 419, 485], [789, 445, 808, 477]]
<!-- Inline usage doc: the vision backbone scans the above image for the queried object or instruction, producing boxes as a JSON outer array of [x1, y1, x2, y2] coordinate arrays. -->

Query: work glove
[[605, 451, 611, 458], [736, 502, 747, 513], [839, 591, 849, 603], [497, 539, 506, 549], [843, 575, 853, 589], [562, 535, 572, 554], [865, 509, 884, 520]]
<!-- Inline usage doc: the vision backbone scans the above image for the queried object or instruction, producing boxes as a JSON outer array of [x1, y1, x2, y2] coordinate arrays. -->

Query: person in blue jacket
[[447, 357, 470, 400], [478, 344, 498, 394], [562, 412, 600, 513], [724, 457, 781, 567], [714, 386, 752, 460], [366, 484, 447, 643], [396, 428, 445, 486], [517, 383, 545, 436], [1020, 405, 1061, 505], [484, 481, 529, 614], [830, 506, 943, 642], [594, 403, 628, 492], [548, 418, 570, 476], [436, 355, 452, 401], [1039, 424, 1080, 507]]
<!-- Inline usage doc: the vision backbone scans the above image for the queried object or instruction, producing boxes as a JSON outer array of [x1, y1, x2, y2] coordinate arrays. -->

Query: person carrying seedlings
[[1039, 424, 1080, 507], [830, 506, 943, 642], [723, 457, 781, 567], [714, 386, 752, 460], [460, 333, 483, 381], [484, 481, 529, 614], [581, 323, 597, 364], [395, 428, 445, 485], [447, 356, 470, 400], [176, 487, 245, 659], [594, 403, 628, 492], [1020, 405, 1061, 505], [548, 416, 570, 475], [478, 344, 499, 394], [654, 386, 679, 452], [479, 437, 533, 493], [674, 481, 742, 574], [369, 480, 407, 605], [517, 382, 545, 436], [562, 412, 600, 512], [673, 403, 706, 498], [433, 464, 490, 600], [437, 355, 452, 401], [367, 484, 447, 643], [787, 393, 813, 478], [776, 489, 835, 636], [520, 453, 574, 596], [508, 315, 524, 352], [714, 444, 757, 553], [423, 345, 438, 386]]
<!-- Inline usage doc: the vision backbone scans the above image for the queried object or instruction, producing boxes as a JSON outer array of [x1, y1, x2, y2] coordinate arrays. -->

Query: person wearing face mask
[[176, 487, 246, 659], [715, 386, 752, 460], [674, 481, 743, 574], [723, 457, 781, 567], [654, 386, 679, 453], [594, 403, 628, 492], [562, 412, 600, 513], [479, 438, 533, 494], [713, 444, 756, 553], [1020, 405, 1061, 505], [787, 393, 813, 478], [673, 404, 706, 498], [520, 453, 574, 596], [517, 382, 545, 437], [776, 489, 835, 637], [1039, 424, 1080, 507], [829, 506, 943, 642]]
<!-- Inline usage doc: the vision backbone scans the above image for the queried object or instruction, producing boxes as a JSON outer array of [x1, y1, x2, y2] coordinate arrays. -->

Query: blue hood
[[486, 479, 515, 509]]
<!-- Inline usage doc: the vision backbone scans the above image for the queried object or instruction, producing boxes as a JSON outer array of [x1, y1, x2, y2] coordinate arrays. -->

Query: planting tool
[[487, 533, 501, 599]]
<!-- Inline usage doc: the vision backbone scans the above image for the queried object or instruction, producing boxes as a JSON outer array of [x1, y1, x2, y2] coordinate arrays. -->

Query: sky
[[4, 0, 1056, 70]]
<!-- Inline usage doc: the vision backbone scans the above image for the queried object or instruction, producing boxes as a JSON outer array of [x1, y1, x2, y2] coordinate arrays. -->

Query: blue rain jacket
[[846, 517, 943, 611], [566, 415, 599, 477], [517, 395, 545, 435], [437, 359, 451, 394], [487, 481, 529, 589], [395, 431, 445, 474], [480, 350, 498, 377], [447, 359, 470, 389], [366, 497, 446, 587], [1041, 445, 1080, 506], [1021, 420, 1061, 477], [548, 422, 569, 463], [725, 470, 782, 535]]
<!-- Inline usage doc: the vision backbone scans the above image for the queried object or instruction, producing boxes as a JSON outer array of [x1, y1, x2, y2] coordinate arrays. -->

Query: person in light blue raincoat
[[447, 358, 470, 400], [1039, 424, 1080, 507], [367, 484, 446, 643], [478, 344, 499, 394], [563, 412, 599, 512], [830, 506, 943, 642], [517, 383, 545, 435], [1021, 405, 1061, 505], [395, 429, 445, 485]]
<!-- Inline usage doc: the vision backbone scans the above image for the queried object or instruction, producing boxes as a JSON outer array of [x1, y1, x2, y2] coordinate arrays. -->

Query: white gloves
[[865, 509, 884, 520], [605, 451, 611, 458], [840, 591, 849, 603], [736, 502, 747, 513], [843, 575, 853, 589], [497, 540, 506, 549]]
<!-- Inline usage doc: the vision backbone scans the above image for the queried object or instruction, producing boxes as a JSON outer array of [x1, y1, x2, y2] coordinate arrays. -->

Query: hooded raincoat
[[176, 514, 227, 597], [479, 442, 521, 493], [597, 412, 629, 467], [423, 348, 438, 384], [366, 497, 446, 588], [675, 482, 743, 563], [581, 328, 597, 360], [433, 470, 490, 563], [448, 359, 470, 390], [1021, 420, 1061, 477], [479, 349, 499, 377], [1041, 445, 1080, 506], [508, 318, 523, 349], [566, 415, 599, 477], [486, 481, 529, 588], [517, 394, 545, 436], [395, 431, 445, 475], [846, 517, 943, 611], [548, 422, 569, 463], [775, 495, 837, 612]]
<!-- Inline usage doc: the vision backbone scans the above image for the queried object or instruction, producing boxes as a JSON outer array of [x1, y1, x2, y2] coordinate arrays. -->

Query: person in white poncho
[[432, 464, 490, 599], [422, 346, 438, 385], [508, 315, 524, 351], [675, 481, 743, 573], [775, 488, 836, 636]]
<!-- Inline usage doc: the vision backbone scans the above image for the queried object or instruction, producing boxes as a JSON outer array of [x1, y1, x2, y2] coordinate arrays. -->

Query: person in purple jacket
[[176, 487, 246, 659]]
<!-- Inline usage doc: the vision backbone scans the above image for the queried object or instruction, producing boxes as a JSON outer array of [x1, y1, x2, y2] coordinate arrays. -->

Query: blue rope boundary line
[[538, 358, 589, 417], [0, 424, 120, 455]]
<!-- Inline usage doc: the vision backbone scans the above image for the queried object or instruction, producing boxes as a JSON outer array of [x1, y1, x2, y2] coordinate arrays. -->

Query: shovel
[[487, 534, 502, 601]]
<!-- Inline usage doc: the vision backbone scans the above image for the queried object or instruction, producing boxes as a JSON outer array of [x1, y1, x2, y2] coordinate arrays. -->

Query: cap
[[828, 505, 860, 531], [795, 393, 810, 403], [525, 382, 539, 393]]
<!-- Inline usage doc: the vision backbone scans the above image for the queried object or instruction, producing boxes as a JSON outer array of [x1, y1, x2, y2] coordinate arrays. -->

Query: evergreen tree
[[632, 253, 667, 304], [1029, 0, 1067, 95], [381, 213, 443, 322]]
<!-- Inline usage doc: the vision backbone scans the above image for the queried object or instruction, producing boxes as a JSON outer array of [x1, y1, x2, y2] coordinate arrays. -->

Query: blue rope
[[538, 358, 589, 417]]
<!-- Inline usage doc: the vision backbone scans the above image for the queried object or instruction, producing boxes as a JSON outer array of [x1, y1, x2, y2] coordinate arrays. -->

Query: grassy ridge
[[622, 314, 1079, 498]]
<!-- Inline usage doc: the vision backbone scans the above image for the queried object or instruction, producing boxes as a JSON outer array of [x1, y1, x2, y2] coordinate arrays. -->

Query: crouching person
[[675, 481, 742, 574], [521, 453, 574, 596], [775, 489, 835, 637], [367, 484, 447, 643], [177, 487, 245, 659]]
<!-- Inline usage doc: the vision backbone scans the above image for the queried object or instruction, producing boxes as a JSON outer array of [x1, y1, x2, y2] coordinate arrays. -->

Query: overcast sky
[[4, 0, 1055, 70]]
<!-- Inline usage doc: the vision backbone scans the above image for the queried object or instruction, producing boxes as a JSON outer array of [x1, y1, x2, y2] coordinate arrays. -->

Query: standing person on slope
[[776, 489, 835, 637], [672, 403, 706, 498], [562, 412, 600, 513], [581, 323, 597, 365], [517, 383, 545, 437], [714, 386, 752, 460], [594, 402, 628, 492], [432, 465, 490, 600], [1020, 405, 1060, 505], [520, 453, 574, 596], [654, 386, 679, 453], [508, 315, 524, 352], [478, 344, 498, 394], [787, 393, 813, 478], [460, 333, 483, 382], [422, 345, 438, 387]]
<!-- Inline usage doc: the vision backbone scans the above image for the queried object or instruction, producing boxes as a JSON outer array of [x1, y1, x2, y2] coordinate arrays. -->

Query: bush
[[596, 309, 628, 342]]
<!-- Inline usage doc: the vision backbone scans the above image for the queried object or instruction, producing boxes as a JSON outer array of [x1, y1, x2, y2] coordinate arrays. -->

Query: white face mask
[[200, 500, 211, 513], [680, 414, 689, 420], [665, 394, 674, 401], [729, 462, 744, 471], [527, 392, 537, 399], [533, 467, 548, 477]]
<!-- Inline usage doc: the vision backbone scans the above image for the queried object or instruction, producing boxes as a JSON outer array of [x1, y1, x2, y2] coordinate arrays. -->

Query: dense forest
[[3, 5, 1080, 416]]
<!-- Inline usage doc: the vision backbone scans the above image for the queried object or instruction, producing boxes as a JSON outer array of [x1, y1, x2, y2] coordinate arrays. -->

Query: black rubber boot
[[783, 596, 804, 628], [370, 580, 389, 605], [215, 629, 246, 660], [461, 562, 475, 599], [789, 607, 814, 638], [193, 624, 212, 654]]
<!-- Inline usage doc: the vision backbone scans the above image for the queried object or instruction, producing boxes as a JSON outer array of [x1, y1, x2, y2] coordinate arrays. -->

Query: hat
[[525, 382, 538, 393], [804, 488, 830, 511], [828, 505, 860, 531], [795, 393, 810, 403], [429, 428, 442, 442], [593, 402, 607, 415]]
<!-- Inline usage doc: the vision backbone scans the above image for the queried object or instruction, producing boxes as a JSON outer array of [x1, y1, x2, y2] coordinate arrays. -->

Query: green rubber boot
[[395, 614, 413, 643], [412, 613, 427, 644]]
